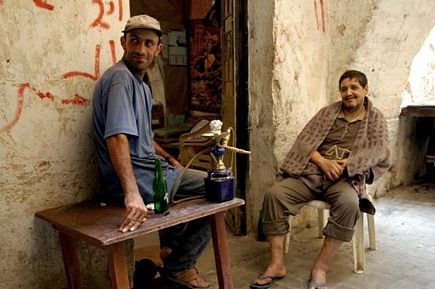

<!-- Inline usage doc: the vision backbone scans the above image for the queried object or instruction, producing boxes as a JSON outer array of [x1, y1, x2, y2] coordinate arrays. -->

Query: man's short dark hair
[[339, 70, 368, 88]]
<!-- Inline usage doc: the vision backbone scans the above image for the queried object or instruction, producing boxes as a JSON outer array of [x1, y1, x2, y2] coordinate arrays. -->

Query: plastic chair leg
[[284, 215, 293, 254], [367, 213, 376, 250], [352, 213, 365, 273], [317, 208, 329, 238]]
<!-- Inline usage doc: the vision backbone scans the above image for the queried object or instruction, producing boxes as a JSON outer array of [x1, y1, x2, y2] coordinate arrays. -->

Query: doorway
[[130, 0, 249, 234]]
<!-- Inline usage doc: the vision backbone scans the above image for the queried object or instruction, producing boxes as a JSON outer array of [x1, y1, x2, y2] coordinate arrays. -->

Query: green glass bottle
[[153, 158, 169, 214]]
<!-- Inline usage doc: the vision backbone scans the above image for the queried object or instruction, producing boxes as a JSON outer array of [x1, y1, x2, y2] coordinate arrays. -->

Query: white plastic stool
[[283, 200, 376, 273]]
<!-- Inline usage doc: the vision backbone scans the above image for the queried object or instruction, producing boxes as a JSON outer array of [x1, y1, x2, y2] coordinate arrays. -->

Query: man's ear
[[155, 42, 163, 56], [364, 85, 369, 95], [120, 36, 126, 50]]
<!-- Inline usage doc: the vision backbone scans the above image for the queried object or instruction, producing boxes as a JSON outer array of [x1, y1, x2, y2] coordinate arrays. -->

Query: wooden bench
[[35, 197, 245, 289]]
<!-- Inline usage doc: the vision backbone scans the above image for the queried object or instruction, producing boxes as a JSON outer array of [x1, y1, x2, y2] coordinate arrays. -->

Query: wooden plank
[[36, 198, 245, 246], [400, 106, 435, 117]]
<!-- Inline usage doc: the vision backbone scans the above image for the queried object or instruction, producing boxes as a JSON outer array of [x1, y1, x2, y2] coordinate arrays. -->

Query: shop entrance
[[130, 0, 249, 234]]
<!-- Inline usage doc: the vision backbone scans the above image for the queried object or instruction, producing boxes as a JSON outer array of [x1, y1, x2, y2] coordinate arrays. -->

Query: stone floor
[[135, 183, 435, 289]]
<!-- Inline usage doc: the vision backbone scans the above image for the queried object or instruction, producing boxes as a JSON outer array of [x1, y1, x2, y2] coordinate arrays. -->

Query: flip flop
[[307, 278, 328, 289], [250, 275, 284, 289]]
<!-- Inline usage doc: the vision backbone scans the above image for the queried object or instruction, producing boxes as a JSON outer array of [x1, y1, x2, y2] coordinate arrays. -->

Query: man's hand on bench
[[120, 194, 148, 233]]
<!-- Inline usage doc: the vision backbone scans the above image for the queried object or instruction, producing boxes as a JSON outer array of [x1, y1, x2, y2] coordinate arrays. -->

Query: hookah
[[168, 120, 251, 205], [201, 120, 251, 202]]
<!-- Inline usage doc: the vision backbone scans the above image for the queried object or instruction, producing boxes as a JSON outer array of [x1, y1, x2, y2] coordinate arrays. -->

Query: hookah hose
[[169, 127, 237, 205], [169, 146, 213, 205]]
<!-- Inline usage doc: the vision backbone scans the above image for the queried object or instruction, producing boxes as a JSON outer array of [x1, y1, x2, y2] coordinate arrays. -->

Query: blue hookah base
[[204, 175, 235, 203]]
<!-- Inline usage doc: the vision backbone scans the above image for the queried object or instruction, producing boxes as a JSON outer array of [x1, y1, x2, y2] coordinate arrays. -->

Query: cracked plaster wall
[[0, 1, 132, 288]]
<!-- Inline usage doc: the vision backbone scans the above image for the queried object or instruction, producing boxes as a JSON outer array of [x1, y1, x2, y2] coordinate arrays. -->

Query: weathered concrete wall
[[248, 0, 334, 230], [273, 0, 331, 164], [248, 0, 435, 230], [247, 0, 275, 230], [328, 0, 434, 191], [0, 1, 129, 288], [347, 0, 435, 189]]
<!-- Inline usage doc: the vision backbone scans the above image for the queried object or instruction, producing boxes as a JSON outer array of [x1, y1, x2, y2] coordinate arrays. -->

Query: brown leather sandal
[[167, 267, 211, 289]]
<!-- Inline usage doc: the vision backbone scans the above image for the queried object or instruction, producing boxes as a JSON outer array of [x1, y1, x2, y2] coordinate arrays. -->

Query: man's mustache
[[132, 53, 147, 59]]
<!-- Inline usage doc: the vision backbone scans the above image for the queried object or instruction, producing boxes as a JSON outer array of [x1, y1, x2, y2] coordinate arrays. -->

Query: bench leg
[[59, 232, 83, 289], [107, 242, 130, 289], [210, 211, 233, 289]]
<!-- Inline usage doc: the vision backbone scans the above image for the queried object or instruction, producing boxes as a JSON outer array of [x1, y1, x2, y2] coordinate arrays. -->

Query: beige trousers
[[262, 177, 359, 242]]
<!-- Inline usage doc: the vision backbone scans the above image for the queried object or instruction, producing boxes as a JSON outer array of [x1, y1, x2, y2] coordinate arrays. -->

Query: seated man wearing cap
[[92, 14, 211, 289]]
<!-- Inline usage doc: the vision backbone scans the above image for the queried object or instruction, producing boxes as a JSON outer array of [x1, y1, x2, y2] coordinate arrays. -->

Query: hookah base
[[204, 177, 235, 203]]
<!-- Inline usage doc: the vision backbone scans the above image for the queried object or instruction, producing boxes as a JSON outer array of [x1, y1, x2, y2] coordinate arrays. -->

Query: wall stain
[[337, 24, 347, 36]]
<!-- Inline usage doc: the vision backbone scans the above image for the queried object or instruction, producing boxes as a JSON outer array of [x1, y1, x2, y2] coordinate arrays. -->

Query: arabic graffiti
[[61, 94, 90, 105], [33, 0, 55, 11], [63, 41, 118, 80], [0, 83, 27, 133], [0, 40, 119, 133], [64, 45, 102, 81], [314, 0, 326, 33], [109, 39, 117, 64], [0, 83, 94, 133], [91, 0, 124, 29], [0, 0, 124, 133]]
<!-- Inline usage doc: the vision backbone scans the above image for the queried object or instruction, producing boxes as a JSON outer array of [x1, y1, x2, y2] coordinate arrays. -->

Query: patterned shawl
[[280, 97, 390, 214]]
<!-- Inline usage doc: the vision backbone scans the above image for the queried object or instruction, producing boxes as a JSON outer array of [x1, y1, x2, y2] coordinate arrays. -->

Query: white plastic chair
[[283, 199, 376, 273]]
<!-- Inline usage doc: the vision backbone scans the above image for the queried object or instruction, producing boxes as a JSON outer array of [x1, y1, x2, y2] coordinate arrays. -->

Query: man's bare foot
[[251, 264, 286, 287], [308, 267, 328, 289]]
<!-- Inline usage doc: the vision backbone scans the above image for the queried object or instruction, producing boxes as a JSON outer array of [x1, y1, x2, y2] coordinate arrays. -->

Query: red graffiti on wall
[[63, 45, 101, 81], [314, 0, 326, 33], [0, 83, 27, 133], [0, 42, 118, 132], [34, 0, 54, 11], [91, 0, 123, 30], [109, 39, 117, 64], [61, 94, 89, 105], [36, 91, 55, 101], [63, 40, 117, 81], [0, 0, 122, 133], [0, 83, 93, 132]]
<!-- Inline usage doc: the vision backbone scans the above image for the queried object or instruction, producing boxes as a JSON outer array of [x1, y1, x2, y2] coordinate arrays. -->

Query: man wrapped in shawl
[[250, 70, 390, 289]]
